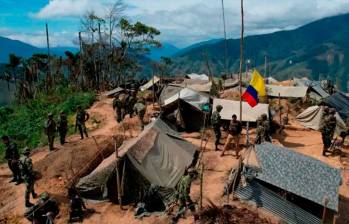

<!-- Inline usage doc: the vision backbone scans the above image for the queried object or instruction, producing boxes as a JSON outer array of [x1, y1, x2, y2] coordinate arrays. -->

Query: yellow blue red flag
[[242, 69, 266, 107]]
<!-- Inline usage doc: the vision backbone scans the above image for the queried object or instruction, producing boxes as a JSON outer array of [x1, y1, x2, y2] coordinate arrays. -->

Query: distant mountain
[[148, 43, 180, 61], [170, 13, 349, 91], [176, 38, 223, 56], [0, 36, 79, 63]]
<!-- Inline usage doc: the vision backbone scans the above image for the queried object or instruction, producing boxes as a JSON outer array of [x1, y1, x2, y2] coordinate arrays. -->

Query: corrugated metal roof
[[251, 143, 341, 211], [236, 180, 321, 224], [322, 92, 349, 120]]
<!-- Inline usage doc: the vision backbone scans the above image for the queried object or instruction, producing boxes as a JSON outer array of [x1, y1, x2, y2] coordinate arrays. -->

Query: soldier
[[75, 106, 89, 139], [68, 187, 86, 223], [25, 192, 59, 224], [57, 111, 68, 145], [113, 96, 122, 123], [211, 105, 223, 151], [133, 99, 146, 130], [1, 135, 22, 184], [255, 113, 271, 144], [172, 168, 196, 223], [20, 147, 37, 207], [44, 113, 56, 151], [127, 91, 137, 118], [221, 114, 242, 157], [320, 108, 337, 156]]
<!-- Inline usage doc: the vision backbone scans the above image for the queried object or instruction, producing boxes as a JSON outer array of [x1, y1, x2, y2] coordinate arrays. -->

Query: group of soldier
[[113, 90, 146, 130], [1, 105, 91, 223], [211, 104, 271, 157]]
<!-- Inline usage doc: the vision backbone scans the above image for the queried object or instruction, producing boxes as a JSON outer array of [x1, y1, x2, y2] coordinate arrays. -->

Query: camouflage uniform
[[211, 105, 223, 151], [127, 92, 137, 118], [134, 100, 146, 130], [320, 109, 336, 155], [255, 114, 271, 144], [25, 192, 59, 224], [76, 107, 89, 139], [113, 97, 123, 123], [68, 187, 86, 222], [20, 148, 37, 207], [3, 137, 22, 184], [57, 112, 68, 145], [44, 114, 56, 151]]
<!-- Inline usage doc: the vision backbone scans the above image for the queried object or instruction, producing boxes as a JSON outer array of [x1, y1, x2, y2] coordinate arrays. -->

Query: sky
[[1, 0, 349, 48]]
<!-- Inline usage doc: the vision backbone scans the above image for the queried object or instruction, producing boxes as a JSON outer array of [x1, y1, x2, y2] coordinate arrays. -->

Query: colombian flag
[[242, 70, 266, 107]]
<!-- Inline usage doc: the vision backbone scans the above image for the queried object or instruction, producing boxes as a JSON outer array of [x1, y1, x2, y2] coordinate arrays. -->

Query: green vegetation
[[0, 86, 95, 161]]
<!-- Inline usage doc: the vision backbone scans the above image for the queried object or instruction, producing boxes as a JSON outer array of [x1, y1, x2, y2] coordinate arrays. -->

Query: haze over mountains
[[1, 12, 349, 90]]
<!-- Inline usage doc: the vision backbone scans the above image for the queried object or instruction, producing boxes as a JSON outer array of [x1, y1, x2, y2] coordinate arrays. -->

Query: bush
[[0, 86, 96, 162]]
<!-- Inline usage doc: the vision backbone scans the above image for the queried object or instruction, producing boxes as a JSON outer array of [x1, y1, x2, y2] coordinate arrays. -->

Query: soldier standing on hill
[[20, 147, 37, 207], [58, 111, 68, 145], [133, 99, 146, 130], [113, 96, 123, 123], [44, 113, 56, 151], [2, 135, 22, 184], [320, 108, 337, 156], [221, 114, 242, 157], [211, 105, 223, 151], [75, 106, 89, 139], [127, 91, 137, 118], [255, 113, 271, 144]]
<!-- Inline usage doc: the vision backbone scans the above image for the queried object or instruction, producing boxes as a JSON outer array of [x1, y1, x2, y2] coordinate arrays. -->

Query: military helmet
[[40, 192, 50, 200], [216, 105, 223, 111], [23, 147, 31, 155], [48, 113, 53, 117]]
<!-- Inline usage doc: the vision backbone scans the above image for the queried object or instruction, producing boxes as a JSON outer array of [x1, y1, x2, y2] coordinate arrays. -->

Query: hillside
[[171, 13, 349, 91], [148, 42, 180, 61]]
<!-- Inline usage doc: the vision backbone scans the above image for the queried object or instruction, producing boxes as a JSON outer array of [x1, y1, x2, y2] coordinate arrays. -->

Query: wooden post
[[152, 71, 155, 108], [322, 197, 329, 223], [45, 23, 51, 89], [238, 0, 244, 122], [221, 0, 228, 77], [264, 55, 268, 77], [278, 93, 282, 124], [246, 121, 250, 146], [114, 136, 122, 209], [200, 164, 204, 211]]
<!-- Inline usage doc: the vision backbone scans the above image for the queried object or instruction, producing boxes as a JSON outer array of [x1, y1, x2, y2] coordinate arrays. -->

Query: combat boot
[[25, 201, 34, 207]]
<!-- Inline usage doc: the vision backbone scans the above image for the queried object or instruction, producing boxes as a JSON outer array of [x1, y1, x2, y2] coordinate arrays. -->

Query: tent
[[172, 79, 212, 93], [185, 73, 209, 81], [160, 87, 210, 131], [238, 143, 342, 224], [321, 92, 349, 121], [296, 105, 347, 133], [104, 87, 124, 97], [265, 76, 279, 84], [76, 119, 198, 204], [266, 85, 308, 98], [140, 76, 160, 91], [212, 98, 269, 122]]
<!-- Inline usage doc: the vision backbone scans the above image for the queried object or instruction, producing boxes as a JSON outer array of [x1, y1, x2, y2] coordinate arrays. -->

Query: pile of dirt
[[194, 203, 272, 224], [220, 90, 241, 101]]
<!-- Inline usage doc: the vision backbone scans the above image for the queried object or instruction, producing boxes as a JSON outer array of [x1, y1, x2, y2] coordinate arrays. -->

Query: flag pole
[[239, 0, 244, 122]]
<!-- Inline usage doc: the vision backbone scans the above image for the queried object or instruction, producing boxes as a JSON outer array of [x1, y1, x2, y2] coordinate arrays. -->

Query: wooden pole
[[264, 55, 268, 77], [79, 32, 84, 89], [200, 163, 204, 211], [221, 0, 228, 77], [114, 136, 122, 209], [45, 23, 51, 88], [322, 197, 329, 223], [238, 0, 244, 122], [152, 72, 155, 108], [278, 93, 282, 124]]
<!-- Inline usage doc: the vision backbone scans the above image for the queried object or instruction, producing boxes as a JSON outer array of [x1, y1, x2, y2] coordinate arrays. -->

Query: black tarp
[[321, 92, 349, 120]]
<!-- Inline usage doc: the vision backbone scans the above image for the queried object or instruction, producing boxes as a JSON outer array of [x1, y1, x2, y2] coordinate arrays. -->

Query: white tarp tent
[[212, 98, 269, 122], [140, 76, 160, 91], [186, 73, 209, 81], [266, 85, 308, 98], [296, 105, 346, 134], [163, 87, 209, 110], [265, 77, 279, 84]]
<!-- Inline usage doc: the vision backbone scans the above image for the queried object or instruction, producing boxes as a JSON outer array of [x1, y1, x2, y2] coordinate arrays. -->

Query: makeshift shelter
[[104, 87, 124, 97], [185, 73, 209, 81], [266, 85, 308, 98], [140, 76, 160, 91], [293, 78, 330, 101], [172, 79, 212, 93], [212, 98, 269, 122], [76, 119, 198, 205], [223, 78, 239, 89], [321, 92, 349, 121], [237, 143, 342, 224], [296, 105, 346, 133], [265, 76, 278, 84], [160, 87, 210, 131]]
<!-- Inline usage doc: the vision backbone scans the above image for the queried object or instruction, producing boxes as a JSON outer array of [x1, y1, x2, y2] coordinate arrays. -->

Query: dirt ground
[[0, 95, 349, 224]]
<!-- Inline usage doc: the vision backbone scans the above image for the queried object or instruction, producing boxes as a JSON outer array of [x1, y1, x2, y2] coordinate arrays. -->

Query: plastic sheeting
[[296, 105, 347, 134], [322, 92, 349, 121], [185, 73, 209, 81], [163, 87, 209, 110], [140, 76, 160, 91], [212, 98, 269, 122], [266, 85, 308, 98]]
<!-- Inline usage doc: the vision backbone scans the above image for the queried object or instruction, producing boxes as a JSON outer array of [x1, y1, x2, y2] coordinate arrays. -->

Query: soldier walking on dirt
[[320, 108, 337, 156], [20, 147, 37, 207], [68, 187, 86, 222], [113, 96, 123, 123], [75, 106, 89, 139], [134, 99, 146, 130], [126, 91, 137, 118], [221, 114, 242, 157], [255, 114, 271, 144], [1, 135, 22, 184], [172, 168, 196, 223], [58, 111, 68, 145], [211, 105, 223, 151], [44, 113, 56, 151]]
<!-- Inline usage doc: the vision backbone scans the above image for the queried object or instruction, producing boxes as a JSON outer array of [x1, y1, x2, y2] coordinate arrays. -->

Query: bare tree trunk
[[221, 0, 229, 77], [46, 23, 51, 90], [239, 0, 244, 122]]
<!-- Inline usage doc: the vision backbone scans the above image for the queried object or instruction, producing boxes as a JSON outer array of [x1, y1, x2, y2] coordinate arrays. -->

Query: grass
[[0, 85, 96, 162]]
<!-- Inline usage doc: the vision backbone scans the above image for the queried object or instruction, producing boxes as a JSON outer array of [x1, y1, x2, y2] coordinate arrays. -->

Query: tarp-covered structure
[[76, 119, 198, 205], [140, 76, 160, 91], [212, 98, 269, 122], [238, 143, 342, 224], [160, 86, 210, 131], [296, 105, 346, 133], [104, 87, 124, 97], [185, 73, 209, 81], [321, 92, 349, 121], [293, 78, 330, 101], [172, 79, 212, 93], [266, 85, 308, 98]]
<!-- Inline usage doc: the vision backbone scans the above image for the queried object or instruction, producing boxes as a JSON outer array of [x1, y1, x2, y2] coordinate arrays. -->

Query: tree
[[105, 0, 125, 48], [7, 54, 21, 87]]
